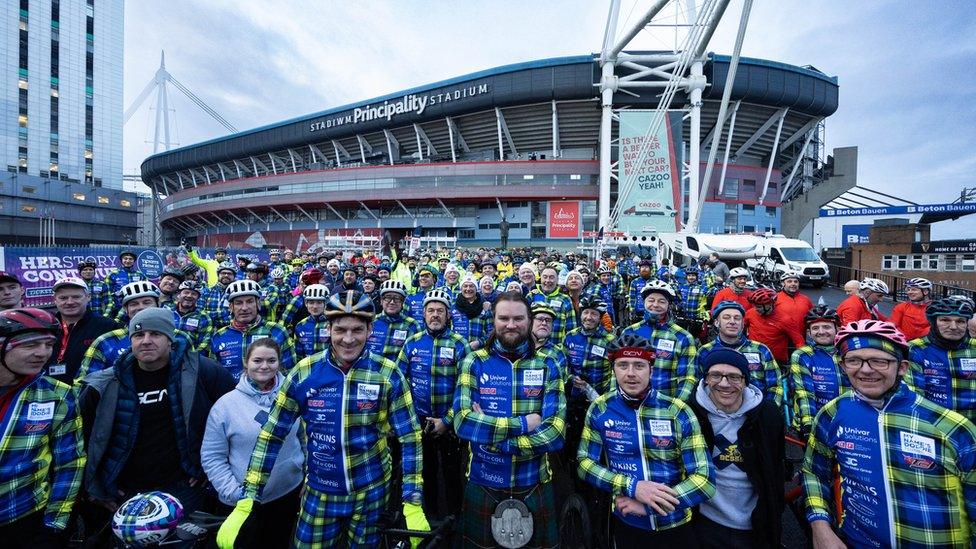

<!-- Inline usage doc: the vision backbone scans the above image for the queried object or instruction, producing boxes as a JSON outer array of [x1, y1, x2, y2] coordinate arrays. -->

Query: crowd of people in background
[[0, 242, 975, 548]]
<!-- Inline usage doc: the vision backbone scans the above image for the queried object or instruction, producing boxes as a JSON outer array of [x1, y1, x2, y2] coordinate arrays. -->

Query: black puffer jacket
[[51, 310, 119, 384]]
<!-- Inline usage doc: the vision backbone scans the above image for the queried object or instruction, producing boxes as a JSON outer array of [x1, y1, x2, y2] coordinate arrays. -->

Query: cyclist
[[688, 347, 784, 548], [77, 260, 111, 315], [802, 319, 976, 548], [104, 250, 146, 315], [0, 308, 85, 548], [186, 244, 229, 286], [395, 288, 469, 519], [675, 265, 710, 324], [776, 271, 813, 336], [267, 249, 285, 274], [577, 333, 715, 546], [406, 265, 438, 324], [517, 262, 538, 295], [837, 277, 889, 325], [49, 277, 117, 384], [710, 267, 753, 312], [331, 264, 363, 296], [697, 301, 783, 405], [0, 271, 25, 312], [367, 279, 422, 361], [628, 259, 655, 321], [588, 265, 621, 324], [906, 297, 976, 423], [890, 277, 932, 340], [744, 288, 805, 366], [451, 276, 491, 350], [171, 280, 214, 352], [157, 265, 185, 308], [280, 267, 324, 330], [620, 280, 698, 401], [208, 280, 296, 378], [293, 284, 331, 360], [528, 266, 578, 341], [205, 261, 239, 329], [452, 290, 566, 548], [268, 267, 291, 321], [216, 291, 430, 548], [440, 263, 462, 299], [789, 307, 847, 433], [530, 303, 568, 378]]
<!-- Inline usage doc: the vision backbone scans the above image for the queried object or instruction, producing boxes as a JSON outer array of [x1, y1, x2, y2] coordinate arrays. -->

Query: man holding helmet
[[217, 291, 429, 548], [906, 297, 976, 423], [891, 277, 932, 340], [209, 280, 296, 379], [837, 277, 889, 325], [0, 308, 85, 548], [577, 333, 715, 546], [803, 319, 976, 548]]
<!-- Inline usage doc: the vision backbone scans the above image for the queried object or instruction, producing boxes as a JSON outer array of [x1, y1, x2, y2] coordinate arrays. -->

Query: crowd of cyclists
[[0, 242, 975, 548]]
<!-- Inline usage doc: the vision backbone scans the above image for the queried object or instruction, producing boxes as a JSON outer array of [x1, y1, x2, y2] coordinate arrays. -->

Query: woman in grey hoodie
[[202, 338, 304, 549]]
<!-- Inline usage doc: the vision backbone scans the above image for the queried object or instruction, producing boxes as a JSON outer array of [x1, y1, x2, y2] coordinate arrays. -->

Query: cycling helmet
[[112, 491, 184, 547], [377, 263, 392, 273], [578, 295, 607, 314], [729, 267, 750, 279], [245, 262, 269, 275], [269, 248, 281, 256], [270, 267, 285, 279], [859, 278, 889, 294], [216, 261, 237, 275], [926, 297, 975, 319], [423, 288, 453, 309], [379, 279, 408, 298], [181, 263, 200, 277], [805, 306, 840, 327], [684, 265, 700, 275], [780, 271, 801, 281], [324, 290, 375, 320], [224, 280, 261, 301], [119, 250, 137, 260], [530, 302, 557, 319], [300, 268, 324, 286], [640, 279, 676, 300], [904, 277, 932, 290], [53, 276, 88, 293], [160, 265, 185, 282], [835, 319, 909, 358], [948, 295, 976, 310], [0, 308, 59, 342], [597, 265, 613, 275], [710, 300, 746, 320], [303, 283, 330, 301], [77, 260, 97, 272], [606, 333, 654, 362], [177, 280, 204, 294], [747, 288, 778, 305], [120, 281, 161, 306], [342, 263, 357, 274]]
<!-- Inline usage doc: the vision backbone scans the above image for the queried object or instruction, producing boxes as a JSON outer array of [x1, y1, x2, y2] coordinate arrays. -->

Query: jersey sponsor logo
[[308, 398, 325, 408], [139, 389, 168, 405], [357, 383, 380, 401], [23, 422, 50, 433], [835, 440, 855, 450], [480, 387, 497, 395], [652, 436, 674, 448], [900, 432, 936, 459], [609, 459, 638, 472], [605, 430, 624, 439], [903, 455, 936, 470]]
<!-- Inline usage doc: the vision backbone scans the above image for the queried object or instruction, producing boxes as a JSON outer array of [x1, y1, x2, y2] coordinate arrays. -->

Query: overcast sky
[[122, 0, 976, 239]]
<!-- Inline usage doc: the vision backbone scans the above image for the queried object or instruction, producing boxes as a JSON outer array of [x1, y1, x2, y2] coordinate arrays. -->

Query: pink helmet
[[834, 319, 909, 355]]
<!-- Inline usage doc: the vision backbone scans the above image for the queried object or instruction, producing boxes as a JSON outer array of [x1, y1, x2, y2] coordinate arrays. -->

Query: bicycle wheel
[[558, 493, 592, 549]]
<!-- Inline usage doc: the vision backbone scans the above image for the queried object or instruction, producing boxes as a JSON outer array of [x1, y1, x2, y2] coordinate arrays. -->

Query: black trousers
[[422, 431, 465, 520], [693, 513, 761, 549], [0, 511, 66, 549], [612, 515, 699, 548], [216, 485, 302, 549]]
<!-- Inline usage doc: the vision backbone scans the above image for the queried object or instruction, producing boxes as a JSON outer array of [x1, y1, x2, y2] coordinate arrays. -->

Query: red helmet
[[835, 319, 909, 355], [747, 288, 777, 306], [0, 308, 59, 366], [804, 306, 840, 327], [300, 268, 324, 286]]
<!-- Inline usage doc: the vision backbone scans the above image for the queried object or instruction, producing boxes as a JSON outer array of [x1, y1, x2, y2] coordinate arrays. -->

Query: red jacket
[[836, 294, 887, 326], [711, 287, 754, 313], [777, 290, 814, 334], [890, 301, 930, 341], [744, 306, 806, 364]]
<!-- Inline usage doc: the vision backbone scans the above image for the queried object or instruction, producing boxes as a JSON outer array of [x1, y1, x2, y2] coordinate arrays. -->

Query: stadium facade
[[141, 53, 838, 251]]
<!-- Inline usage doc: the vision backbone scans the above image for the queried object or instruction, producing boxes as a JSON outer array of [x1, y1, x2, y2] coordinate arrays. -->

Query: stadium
[[140, 52, 838, 252]]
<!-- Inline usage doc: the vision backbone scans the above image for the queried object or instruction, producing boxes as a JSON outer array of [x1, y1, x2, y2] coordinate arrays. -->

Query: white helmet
[[729, 267, 750, 279], [120, 281, 160, 306], [423, 288, 453, 309], [779, 271, 801, 281], [270, 267, 285, 279], [905, 277, 932, 290], [224, 279, 262, 301], [303, 284, 330, 301], [379, 279, 408, 298], [640, 279, 676, 300], [859, 277, 889, 294]]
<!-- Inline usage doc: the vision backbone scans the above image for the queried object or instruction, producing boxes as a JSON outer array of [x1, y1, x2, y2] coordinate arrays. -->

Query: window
[[724, 179, 739, 198], [911, 255, 923, 270], [23, 186, 35, 193], [458, 229, 475, 239], [926, 255, 940, 270], [742, 204, 755, 213], [742, 225, 755, 232], [963, 255, 976, 272], [97, 196, 109, 204], [531, 225, 546, 239], [72, 193, 85, 201], [120, 199, 131, 207], [945, 254, 958, 271], [882, 255, 893, 270], [742, 179, 757, 194], [766, 206, 777, 217], [895, 255, 908, 270], [21, 205, 36, 213]]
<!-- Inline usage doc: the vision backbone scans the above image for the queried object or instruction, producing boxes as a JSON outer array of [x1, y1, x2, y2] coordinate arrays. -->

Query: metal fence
[[826, 263, 974, 302]]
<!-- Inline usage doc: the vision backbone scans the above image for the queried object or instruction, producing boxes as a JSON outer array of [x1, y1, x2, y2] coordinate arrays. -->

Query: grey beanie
[[129, 307, 176, 341]]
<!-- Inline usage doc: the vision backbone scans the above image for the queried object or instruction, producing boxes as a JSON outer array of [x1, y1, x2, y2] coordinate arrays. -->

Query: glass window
[[120, 199, 131, 207], [724, 179, 739, 197], [23, 186, 35, 193], [963, 255, 976, 272], [742, 225, 755, 232], [781, 247, 821, 262], [926, 255, 940, 270], [742, 179, 757, 194], [98, 196, 109, 204], [742, 204, 755, 212], [73, 193, 85, 201], [911, 255, 923, 270], [21, 205, 36, 213], [944, 254, 958, 271], [896, 255, 908, 270], [766, 206, 777, 217], [882, 255, 893, 270]]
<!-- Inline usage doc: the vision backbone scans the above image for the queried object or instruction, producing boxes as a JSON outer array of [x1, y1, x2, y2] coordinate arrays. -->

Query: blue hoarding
[[819, 202, 976, 217]]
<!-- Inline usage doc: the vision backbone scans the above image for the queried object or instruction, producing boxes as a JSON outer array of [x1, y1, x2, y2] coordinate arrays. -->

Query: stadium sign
[[309, 83, 491, 132], [819, 203, 976, 217], [911, 240, 976, 254]]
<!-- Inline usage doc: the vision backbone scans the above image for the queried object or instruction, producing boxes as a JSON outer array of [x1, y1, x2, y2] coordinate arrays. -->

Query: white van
[[751, 236, 829, 287], [658, 232, 765, 268]]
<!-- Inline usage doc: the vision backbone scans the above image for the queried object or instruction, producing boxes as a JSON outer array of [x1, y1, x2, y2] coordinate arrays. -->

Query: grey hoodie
[[694, 380, 762, 531], [201, 372, 304, 505]]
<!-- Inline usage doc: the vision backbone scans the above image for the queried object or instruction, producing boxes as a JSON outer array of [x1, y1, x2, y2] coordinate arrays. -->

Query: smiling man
[[0, 271, 26, 312], [802, 319, 976, 548], [49, 277, 117, 384], [209, 280, 296, 379], [688, 348, 784, 548]]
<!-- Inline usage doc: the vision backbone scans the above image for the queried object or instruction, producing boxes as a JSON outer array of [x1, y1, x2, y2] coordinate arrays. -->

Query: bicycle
[[380, 513, 455, 549]]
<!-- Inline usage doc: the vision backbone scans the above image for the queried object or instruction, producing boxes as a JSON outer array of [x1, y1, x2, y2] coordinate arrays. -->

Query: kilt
[[294, 482, 388, 548], [458, 481, 558, 548]]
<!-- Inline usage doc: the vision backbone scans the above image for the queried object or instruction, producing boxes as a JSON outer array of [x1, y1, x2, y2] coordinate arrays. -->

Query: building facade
[[141, 54, 838, 251]]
